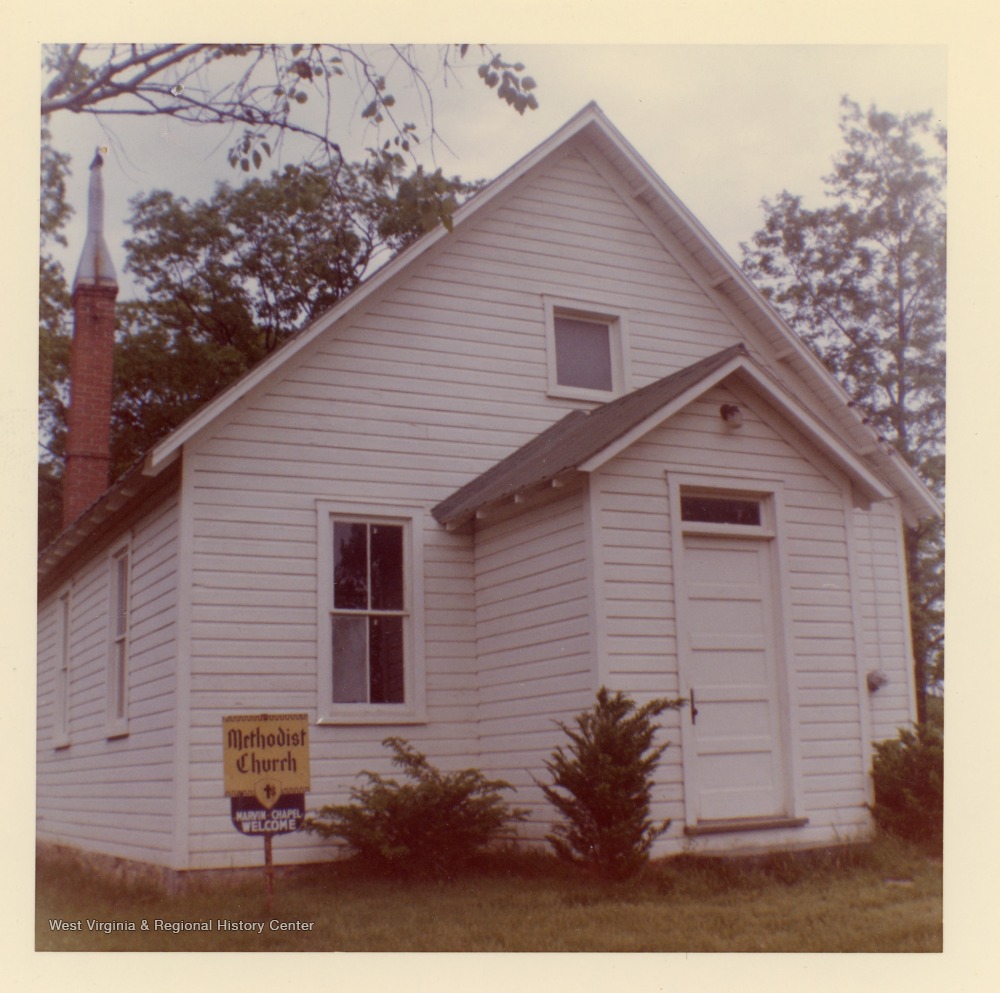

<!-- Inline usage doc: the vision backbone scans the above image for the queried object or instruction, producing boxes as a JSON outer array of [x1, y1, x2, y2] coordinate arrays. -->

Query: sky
[[46, 44, 947, 300]]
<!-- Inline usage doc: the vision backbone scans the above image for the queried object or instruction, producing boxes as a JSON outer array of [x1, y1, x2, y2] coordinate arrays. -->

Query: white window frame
[[543, 295, 629, 401], [675, 484, 776, 539], [106, 541, 131, 738], [316, 500, 426, 725], [53, 588, 72, 749]]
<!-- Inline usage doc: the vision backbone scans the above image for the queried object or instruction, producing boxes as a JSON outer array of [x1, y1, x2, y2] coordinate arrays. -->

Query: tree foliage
[[39, 43, 533, 548], [304, 736, 526, 877], [741, 98, 945, 713], [39, 129, 73, 464], [541, 688, 684, 880], [37, 157, 480, 548], [41, 44, 538, 175]]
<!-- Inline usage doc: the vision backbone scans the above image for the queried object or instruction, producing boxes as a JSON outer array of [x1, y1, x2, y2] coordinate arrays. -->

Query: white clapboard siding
[[179, 141, 759, 866], [853, 501, 917, 741], [470, 490, 595, 836], [591, 384, 871, 852], [36, 496, 180, 864]]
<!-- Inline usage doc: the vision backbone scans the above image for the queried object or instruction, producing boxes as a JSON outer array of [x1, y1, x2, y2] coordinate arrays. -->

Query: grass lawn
[[36, 836, 941, 952]]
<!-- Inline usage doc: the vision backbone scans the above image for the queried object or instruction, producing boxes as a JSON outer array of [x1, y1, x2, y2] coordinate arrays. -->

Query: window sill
[[105, 724, 130, 740], [546, 385, 617, 404], [684, 816, 809, 837], [316, 710, 428, 727]]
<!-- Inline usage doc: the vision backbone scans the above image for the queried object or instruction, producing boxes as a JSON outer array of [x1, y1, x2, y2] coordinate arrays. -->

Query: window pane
[[334, 522, 368, 609], [332, 615, 367, 702], [115, 641, 127, 719], [681, 495, 761, 526], [60, 595, 71, 675], [370, 524, 404, 611], [115, 556, 128, 636], [554, 315, 613, 391], [369, 615, 404, 704]]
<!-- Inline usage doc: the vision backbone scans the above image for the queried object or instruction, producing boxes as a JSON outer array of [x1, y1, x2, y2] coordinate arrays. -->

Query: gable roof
[[42, 103, 941, 587], [431, 345, 895, 529], [135, 101, 937, 523]]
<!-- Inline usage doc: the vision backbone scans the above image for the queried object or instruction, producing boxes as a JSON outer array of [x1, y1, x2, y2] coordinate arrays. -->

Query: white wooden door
[[681, 533, 787, 822]]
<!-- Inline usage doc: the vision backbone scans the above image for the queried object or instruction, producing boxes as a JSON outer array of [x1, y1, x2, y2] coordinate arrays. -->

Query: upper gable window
[[554, 315, 614, 391], [544, 297, 628, 401]]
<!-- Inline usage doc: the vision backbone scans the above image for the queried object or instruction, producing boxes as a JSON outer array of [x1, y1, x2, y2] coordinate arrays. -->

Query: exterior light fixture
[[720, 403, 743, 429], [866, 670, 889, 692]]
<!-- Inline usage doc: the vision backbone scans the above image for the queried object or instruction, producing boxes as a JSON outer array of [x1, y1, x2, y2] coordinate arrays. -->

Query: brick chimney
[[63, 150, 119, 529]]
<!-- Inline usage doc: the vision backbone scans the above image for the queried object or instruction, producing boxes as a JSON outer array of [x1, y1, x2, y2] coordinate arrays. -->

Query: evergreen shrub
[[541, 687, 684, 879], [304, 737, 525, 877], [870, 723, 943, 855]]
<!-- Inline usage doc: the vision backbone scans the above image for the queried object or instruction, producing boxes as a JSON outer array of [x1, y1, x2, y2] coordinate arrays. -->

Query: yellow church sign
[[222, 713, 311, 806]]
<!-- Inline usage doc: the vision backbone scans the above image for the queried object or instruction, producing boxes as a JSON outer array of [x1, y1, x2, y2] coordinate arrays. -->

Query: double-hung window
[[107, 543, 130, 737], [317, 502, 425, 723], [332, 521, 406, 703]]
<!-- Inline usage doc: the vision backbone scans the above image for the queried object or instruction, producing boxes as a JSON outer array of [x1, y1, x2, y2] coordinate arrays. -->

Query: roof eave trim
[[599, 113, 899, 452], [578, 355, 747, 472], [38, 459, 181, 589], [439, 467, 582, 531], [887, 456, 943, 522], [591, 112, 940, 522], [580, 357, 894, 504]]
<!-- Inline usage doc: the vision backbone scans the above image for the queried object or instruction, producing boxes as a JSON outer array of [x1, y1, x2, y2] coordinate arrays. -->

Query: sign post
[[223, 713, 311, 914]]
